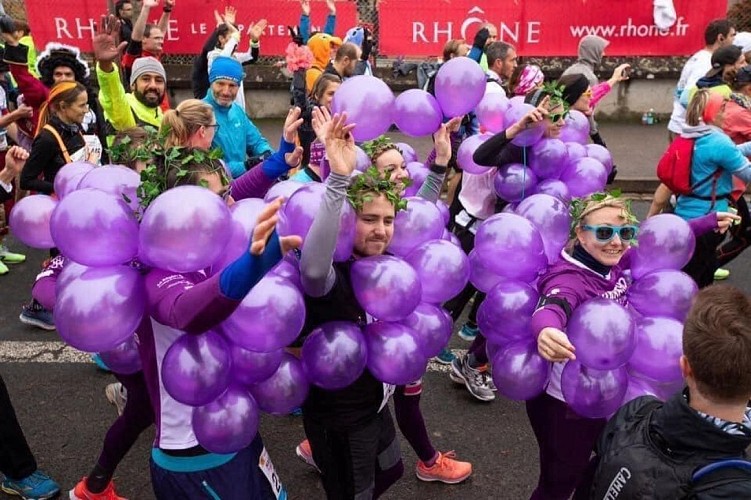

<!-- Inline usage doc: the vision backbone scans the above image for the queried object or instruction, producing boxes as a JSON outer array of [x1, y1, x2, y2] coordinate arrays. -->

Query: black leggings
[[683, 230, 724, 289], [717, 196, 751, 266], [0, 373, 37, 480]]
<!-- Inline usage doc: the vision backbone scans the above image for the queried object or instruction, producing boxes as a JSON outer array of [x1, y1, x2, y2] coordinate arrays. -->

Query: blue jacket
[[203, 91, 274, 178]]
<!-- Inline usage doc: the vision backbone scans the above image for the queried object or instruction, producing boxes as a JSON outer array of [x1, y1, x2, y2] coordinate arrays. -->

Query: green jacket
[[97, 63, 163, 131]]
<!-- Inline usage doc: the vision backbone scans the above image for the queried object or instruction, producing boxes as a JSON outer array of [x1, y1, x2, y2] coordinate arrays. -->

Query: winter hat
[[130, 56, 166, 86], [209, 56, 243, 84], [514, 65, 544, 96], [344, 27, 365, 48], [560, 73, 590, 106], [706, 45, 743, 78], [36, 43, 90, 87]]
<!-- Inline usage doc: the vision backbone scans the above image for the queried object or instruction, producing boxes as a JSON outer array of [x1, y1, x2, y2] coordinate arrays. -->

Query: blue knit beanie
[[209, 56, 243, 84]]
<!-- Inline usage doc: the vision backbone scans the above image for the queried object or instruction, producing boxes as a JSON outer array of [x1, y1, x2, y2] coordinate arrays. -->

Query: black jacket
[[586, 391, 751, 499], [21, 116, 85, 194]]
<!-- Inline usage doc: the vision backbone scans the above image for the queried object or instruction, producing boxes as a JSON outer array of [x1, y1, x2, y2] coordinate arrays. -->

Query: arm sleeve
[[97, 63, 137, 131], [530, 279, 581, 335], [300, 14, 311, 44], [473, 129, 512, 166], [300, 172, 349, 297], [688, 212, 719, 236], [219, 232, 282, 299], [260, 137, 296, 179], [468, 46, 483, 63], [416, 163, 448, 203], [718, 137, 751, 182], [122, 40, 143, 70], [20, 132, 55, 194], [234, 49, 254, 64], [230, 163, 277, 200], [244, 118, 275, 157], [589, 82, 612, 109], [736, 140, 751, 157], [5, 44, 48, 109], [324, 14, 336, 35]]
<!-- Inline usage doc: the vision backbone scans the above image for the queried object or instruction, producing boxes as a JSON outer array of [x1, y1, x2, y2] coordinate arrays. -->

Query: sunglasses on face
[[548, 110, 569, 123], [582, 224, 639, 243]]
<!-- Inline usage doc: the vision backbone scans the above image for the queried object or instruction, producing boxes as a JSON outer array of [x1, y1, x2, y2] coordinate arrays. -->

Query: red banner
[[23, 0, 358, 55], [377, 0, 727, 57]]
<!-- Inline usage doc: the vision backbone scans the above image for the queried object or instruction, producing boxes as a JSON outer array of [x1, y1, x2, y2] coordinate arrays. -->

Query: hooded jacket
[[305, 33, 341, 92], [97, 63, 163, 131], [561, 35, 609, 87]]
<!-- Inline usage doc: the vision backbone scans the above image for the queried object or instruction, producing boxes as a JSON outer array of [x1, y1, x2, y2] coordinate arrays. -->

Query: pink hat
[[514, 65, 544, 96]]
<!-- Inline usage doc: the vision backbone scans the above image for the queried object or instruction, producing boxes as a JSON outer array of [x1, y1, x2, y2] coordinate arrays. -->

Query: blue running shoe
[[19, 300, 55, 331], [433, 347, 456, 365], [290, 407, 303, 417], [458, 323, 479, 342], [1, 470, 60, 500], [91, 353, 112, 373]]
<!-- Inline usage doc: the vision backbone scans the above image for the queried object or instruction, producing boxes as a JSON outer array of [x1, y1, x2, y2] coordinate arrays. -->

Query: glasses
[[582, 224, 639, 243], [219, 184, 233, 202], [582, 88, 593, 97], [205, 123, 220, 131], [548, 110, 569, 123]]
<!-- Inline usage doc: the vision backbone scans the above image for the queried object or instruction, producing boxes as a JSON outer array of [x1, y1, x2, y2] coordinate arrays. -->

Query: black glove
[[288, 26, 303, 46], [606, 166, 618, 185], [0, 16, 14, 35], [472, 28, 490, 51], [361, 28, 373, 61]]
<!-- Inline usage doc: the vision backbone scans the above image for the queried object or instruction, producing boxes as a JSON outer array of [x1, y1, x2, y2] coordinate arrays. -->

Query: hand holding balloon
[[251, 198, 302, 255], [537, 327, 576, 362], [715, 211, 740, 234], [315, 108, 357, 176], [433, 117, 462, 166], [506, 96, 549, 139]]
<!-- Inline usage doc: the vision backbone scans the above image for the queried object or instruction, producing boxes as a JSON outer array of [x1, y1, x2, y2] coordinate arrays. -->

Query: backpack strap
[[687, 459, 751, 496], [43, 124, 74, 164]]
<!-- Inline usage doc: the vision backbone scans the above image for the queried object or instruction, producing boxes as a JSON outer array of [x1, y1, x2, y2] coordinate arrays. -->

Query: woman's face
[[572, 87, 593, 114], [353, 193, 395, 257], [318, 81, 341, 110], [713, 100, 729, 128], [544, 102, 566, 139], [575, 206, 636, 267], [374, 149, 409, 192], [59, 92, 90, 125], [191, 122, 217, 150], [199, 171, 234, 207]]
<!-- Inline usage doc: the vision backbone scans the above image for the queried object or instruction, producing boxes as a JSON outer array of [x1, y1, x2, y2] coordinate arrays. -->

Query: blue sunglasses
[[582, 224, 639, 242]]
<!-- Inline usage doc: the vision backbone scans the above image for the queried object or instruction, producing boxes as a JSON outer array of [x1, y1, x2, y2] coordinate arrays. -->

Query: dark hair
[[311, 73, 341, 103], [704, 19, 734, 46], [442, 39, 466, 61], [215, 24, 232, 47], [335, 42, 359, 62], [12, 19, 30, 35], [36, 81, 88, 135], [144, 24, 160, 39], [507, 63, 526, 95], [683, 284, 751, 402], [486, 41, 514, 68], [115, 0, 132, 17], [111, 127, 149, 170]]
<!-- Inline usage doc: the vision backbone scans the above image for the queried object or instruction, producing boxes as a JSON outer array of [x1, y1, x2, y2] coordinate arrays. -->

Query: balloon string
[[522, 146, 528, 201]]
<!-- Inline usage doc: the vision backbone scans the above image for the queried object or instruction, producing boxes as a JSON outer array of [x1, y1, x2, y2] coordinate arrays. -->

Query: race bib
[[259, 447, 287, 500], [379, 384, 396, 413], [69, 146, 87, 163], [454, 210, 478, 234], [83, 135, 103, 165]]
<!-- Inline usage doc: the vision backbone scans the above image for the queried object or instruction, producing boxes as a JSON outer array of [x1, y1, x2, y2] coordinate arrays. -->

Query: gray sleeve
[[416, 164, 448, 203], [300, 172, 351, 297]]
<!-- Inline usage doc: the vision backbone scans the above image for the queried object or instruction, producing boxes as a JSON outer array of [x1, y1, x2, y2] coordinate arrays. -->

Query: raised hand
[[326, 0, 336, 14], [93, 15, 127, 69], [142, 0, 159, 9], [283, 106, 304, 143], [164, 0, 176, 9], [433, 116, 463, 165], [300, 0, 311, 16], [251, 197, 302, 255], [317, 109, 356, 176], [5, 146, 29, 176], [284, 146, 304, 168], [14, 103, 33, 119], [248, 19, 267, 42], [223, 5, 237, 27]]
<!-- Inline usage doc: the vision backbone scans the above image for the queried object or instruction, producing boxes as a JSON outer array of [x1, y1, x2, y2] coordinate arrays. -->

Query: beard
[[134, 88, 164, 107]]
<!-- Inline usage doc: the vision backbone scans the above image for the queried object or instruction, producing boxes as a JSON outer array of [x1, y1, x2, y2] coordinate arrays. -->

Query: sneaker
[[295, 439, 319, 472], [484, 371, 497, 392], [449, 355, 495, 402], [0, 244, 26, 264], [290, 407, 303, 417], [19, 300, 56, 331], [458, 323, 479, 342], [714, 268, 730, 281], [105, 383, 127, 416], [70, 477, 126, 500], [415, 451, 472, 484], [433, 347, 456, 365], [0, 260, 8, 275], [91, 354, 111, 373], [1, 470, 60, 500]]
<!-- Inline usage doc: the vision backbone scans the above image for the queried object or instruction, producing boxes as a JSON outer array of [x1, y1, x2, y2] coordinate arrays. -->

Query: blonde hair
[[686, 89, 711, 127], [160, 99, 214, 148]]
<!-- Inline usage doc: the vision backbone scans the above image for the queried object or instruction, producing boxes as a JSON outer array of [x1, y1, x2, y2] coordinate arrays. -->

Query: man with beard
[[94, 15, 165, 131]]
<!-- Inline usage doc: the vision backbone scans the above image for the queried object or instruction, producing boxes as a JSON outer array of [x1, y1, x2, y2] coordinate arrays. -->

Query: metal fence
[[728, 0, 751, 33]]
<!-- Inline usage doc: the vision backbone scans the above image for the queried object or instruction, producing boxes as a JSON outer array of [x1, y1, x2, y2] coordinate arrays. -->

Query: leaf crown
[[569, 189, 639, 240], [347, 167, 408, 213]]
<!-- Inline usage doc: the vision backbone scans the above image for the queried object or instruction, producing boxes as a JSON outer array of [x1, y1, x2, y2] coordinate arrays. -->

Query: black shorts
[[303, 408, 401, 500]]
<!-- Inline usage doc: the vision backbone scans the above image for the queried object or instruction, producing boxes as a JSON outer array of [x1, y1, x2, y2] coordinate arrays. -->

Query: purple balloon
[[628, 317, 683, 384], [53, 161, 95, 199], [621, 376, 660, 405], [230, 344, 284, 386], [162, 330, 231, 407], [193, 385, 259, 454], [351, 255, 421, 321], [264, 180, 306, 203], [212, 198, 267, 273], [98, 335, 142, 375], [400, 303, 453, 358], [529, 138, 569, 180], [567, 298, 635, 370], [560, 157, 608, 198], [55, 266, 145, 352], [505, 102, 545, 147], [629, 214, 695, 280], [267, 257, 302, 290], [365, 322, 428, 385], [474, 213, 547, 281], [565, 142, 587, 162], [516, 194, 572, 264], [494, 163, 538, 203], [468, 249, 504, 293], [628, 270, 697, 321], [277, 183, 356, 261], [56, 261, 90, 296], [436, 200, 450, 225], [301, 321, 368, 390], [393, 90, 443, 137], [140, 186, 232, 273], [475, 92, 510, 133], [561, 361, 628, 418], [456, 133, 493, 174], [559, 110, 590, 144], [395, 143, 418, 164], [331, 75, 394, 141], [355, 146, 371, 172], [404, 162, 429, 197], [448, 232, 460, 247], [223, 276, 306, 352], [477, 279, 539, 343], [250, 353, 309, 415], [491, 340, 551, 401], [535, 179, 571, 203], [585, 144, 614, 174], [51, 189, 139, 267], [388, 197, 444, 256], [78, 165, 141, 213], [8, 195, 57, 248], [434, 57, 487, 117], [405, 240, 470, 304]]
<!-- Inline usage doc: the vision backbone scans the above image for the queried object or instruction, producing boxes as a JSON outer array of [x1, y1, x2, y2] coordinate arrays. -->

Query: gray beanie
[[130, 56, 166, 86]]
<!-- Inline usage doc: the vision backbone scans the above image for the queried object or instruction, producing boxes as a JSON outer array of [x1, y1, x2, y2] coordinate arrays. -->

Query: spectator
[[305, 33, 342, 94], [324, 42, 361, 80], [467, 24, 498, 71], [484, 41, 518, 96], [115, 0, 134, 46], [298, 0, 337, 45]]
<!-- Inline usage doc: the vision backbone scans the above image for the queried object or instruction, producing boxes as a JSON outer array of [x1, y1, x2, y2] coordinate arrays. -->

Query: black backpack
[[590, 397, 751, 500]]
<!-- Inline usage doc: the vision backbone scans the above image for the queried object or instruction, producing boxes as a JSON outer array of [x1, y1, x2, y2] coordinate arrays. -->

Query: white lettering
[[55, 18, 72, 39], [166, 19, 179, 40], [433, 22, 453, 42], [460, 16, 483, 40], [413, 22, 428, 43], [75, 18, 96, 39], [604, 466, 632, 499], [527, 22, 541, 43], [500, 22, 520, 43]]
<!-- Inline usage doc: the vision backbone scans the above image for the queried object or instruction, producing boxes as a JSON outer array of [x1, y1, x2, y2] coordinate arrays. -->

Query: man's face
[[211, 79, 239, 107], [720, 28, 737, 47], [342, 52, 360, 77], [143, 28, 165, 54], [119, 2, 134, 21], [53, 65, 76, 84], [353, 194, 396, 257], [501, 48, 519, 80], [132, 73, 166, 107], [485, 24, 498, 46]]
